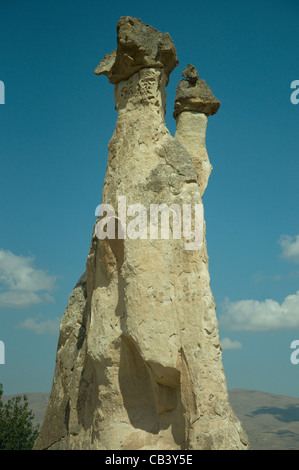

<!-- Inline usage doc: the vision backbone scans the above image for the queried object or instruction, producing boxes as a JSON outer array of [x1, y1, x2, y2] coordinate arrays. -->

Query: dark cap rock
[[173, 65, 220, 118], [95, 16, 178, 84]]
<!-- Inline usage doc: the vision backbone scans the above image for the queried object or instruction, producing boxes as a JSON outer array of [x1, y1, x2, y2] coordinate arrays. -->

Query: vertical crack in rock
[[34, 16, 249, 450]]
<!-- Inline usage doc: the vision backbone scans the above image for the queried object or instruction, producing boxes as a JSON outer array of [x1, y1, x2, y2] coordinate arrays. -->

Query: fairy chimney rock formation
[[34, 17, 249, 451], [174, 64, 221, 197]]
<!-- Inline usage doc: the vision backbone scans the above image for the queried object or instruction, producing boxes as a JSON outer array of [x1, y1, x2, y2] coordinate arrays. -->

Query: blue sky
[[0, 0, 298, 397]]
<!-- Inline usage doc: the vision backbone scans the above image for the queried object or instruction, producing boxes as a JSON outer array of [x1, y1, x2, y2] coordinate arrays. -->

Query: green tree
[[0, 383, 39, 450]]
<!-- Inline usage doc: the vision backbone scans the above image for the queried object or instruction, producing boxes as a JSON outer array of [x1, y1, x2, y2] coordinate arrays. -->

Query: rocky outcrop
[[94, 16, 178, 84], [34, 17, 249, 450], [174, 64, 220, 197], [173, 64, 220, 118]]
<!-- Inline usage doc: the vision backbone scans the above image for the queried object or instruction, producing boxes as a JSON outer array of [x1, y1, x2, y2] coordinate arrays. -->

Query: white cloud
[[221, 337, 243, 350], [0, 250, 56, 308], [219, 291, 299, 332], [0, 291, 43, 308], [252, 272, 282, 283], [16, 316, 60, 335], [279, 235, 299, 263]]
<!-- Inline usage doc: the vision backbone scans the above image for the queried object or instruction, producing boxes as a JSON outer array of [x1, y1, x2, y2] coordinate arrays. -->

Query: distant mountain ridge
[[228, 389, 299, 450], [3, 388, 299, 450]]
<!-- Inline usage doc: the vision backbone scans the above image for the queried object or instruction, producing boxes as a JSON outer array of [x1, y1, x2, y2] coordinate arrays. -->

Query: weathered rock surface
[[173, 64, 220, 118], [34, 17, 249, 450], [94, 16, 178, 84]]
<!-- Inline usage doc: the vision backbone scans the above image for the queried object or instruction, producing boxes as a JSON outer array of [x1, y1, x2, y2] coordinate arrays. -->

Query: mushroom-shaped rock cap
[[174, 64, 220, 118], [94, 16, 178, 85]]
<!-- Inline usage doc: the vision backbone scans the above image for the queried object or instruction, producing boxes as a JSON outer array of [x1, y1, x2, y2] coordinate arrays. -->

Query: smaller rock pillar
[[174, 64, 220, 196]]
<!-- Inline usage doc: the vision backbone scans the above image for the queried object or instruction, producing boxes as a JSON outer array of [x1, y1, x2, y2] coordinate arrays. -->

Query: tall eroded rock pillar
[[34, 17, 249, 450]]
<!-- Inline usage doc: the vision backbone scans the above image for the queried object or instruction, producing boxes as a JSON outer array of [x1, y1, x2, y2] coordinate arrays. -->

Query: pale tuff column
[[172, 65, 249, 449], [34, 19, 249, 451], [175, 112, 210, 197]]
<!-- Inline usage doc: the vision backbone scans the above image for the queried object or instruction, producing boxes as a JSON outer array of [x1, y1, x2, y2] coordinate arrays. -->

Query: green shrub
[[0, 383, 39, 450]]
